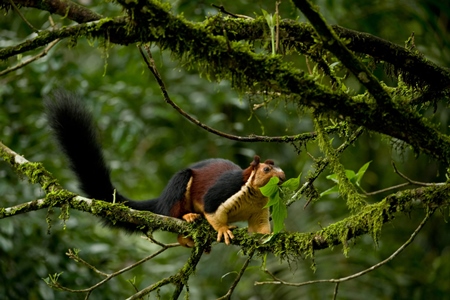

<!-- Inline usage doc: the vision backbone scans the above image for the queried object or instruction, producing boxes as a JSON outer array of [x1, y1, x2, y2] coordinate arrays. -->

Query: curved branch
[[138, 45, 340, 144], [8, 0, 39, 32], [127, 245, 204, 299], [49, 245, 177, 295], [6, 0, 102, 23], [255, 210, 433, 286]]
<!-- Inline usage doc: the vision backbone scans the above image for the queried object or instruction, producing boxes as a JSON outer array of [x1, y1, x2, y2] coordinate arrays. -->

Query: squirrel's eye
[[263, 167, 270, 172]]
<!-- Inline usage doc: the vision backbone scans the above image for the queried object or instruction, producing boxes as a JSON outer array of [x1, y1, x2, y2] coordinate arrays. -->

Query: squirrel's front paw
[[216, 225, 237, 245], [182, 213, 201, 223]]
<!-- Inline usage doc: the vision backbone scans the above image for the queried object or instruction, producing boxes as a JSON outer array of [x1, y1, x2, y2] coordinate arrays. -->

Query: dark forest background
[[1, 0, 450, 299]]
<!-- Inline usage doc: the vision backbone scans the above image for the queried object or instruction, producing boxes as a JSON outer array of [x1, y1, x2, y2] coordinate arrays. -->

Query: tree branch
[[2, 0, 450, 263], [4, 0, 103, 23], [218, 251, 255, 300], [48, 245, 177, 295], [117, 0, 450, 164], [1, 140, 449, 262], [204, 17, 450, 91], [138, 44, 341, 144], [255, 210, 433, 287], [0, 38, 60, 76], [5, 0, 450, 92], [292, 0, 393, 108]]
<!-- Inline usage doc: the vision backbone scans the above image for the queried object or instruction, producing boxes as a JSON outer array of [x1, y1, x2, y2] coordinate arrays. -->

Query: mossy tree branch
[[1, 141, 448, 261], [314, 116, 366, 213], [111, 0, 450, 164], [3, 3, 447, 162], [293, 0, 393, 108], [200, 16, 450, 91], [3, 0, 449, 92]]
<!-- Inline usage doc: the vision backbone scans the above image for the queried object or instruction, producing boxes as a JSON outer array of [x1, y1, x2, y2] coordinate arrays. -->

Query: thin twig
[[66, 249, 108, 277], [0, 39, 60, 76], [255, 210, 433, 286], [9, 0, 39, 32], [362, 161, 444, 196], [363, 182, 411, 196], [218, 251, 255, 300], [137, 45, 329, 144], [332, 282, 339, 300], [212, 4, 239, 18], [211, 4, 254, 19], [392, 161, 443, 187], [144, 233, 180, 248], [51, 245, 174, 295], [286, 126, 365, 208]]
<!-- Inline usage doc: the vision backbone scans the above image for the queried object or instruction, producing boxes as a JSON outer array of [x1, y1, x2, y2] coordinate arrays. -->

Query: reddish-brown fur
[[172, 156, 285, 247], [170, 161, 241, 219], [190, 161, 241, 212]]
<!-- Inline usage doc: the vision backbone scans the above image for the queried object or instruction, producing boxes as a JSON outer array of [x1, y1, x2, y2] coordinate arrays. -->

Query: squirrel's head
[[244, 155, 285, 188]]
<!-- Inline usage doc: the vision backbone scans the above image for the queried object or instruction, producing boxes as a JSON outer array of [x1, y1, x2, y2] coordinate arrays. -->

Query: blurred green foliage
[[1, 0, 449, 299]]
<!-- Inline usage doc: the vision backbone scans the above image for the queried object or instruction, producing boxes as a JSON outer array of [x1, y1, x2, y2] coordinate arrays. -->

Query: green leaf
[[260, 176, 280, 198], [264, 191, 280, 208], [261, 9, 277, 56], [354, 161, 371, 186], [326, 169, 356, 183], [260, 176, 286, 234], [271, 195, 287, 234], [281, 173, 301, 191], [322, 161, 371, 197], [261, 9, 274, 27], [325, 173, 338, 183], [320, 185, 339, 197], [221, 271, 238, 281]]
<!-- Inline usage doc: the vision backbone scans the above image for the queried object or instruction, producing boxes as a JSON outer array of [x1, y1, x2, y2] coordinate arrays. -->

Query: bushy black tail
[[45, 91, 169, 232], [45, 90, 123, 203], [45, 91, 193, 231]]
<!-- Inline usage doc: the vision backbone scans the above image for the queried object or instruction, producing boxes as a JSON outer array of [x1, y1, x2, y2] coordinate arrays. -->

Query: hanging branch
[[46, 244, 178, 298], [255, 210, 433, 289], [313, 116, 366, 212], [137, 44, 337, 144], [8, 0, 39, 32], [127, 245, 204, 299], [363, 161, 445, 196], [218, 251, 255, 299]]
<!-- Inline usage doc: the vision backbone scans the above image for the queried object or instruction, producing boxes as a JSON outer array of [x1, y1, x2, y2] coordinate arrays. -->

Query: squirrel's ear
[[264, 159, 274, 165], [250, 155, 261, 168]]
